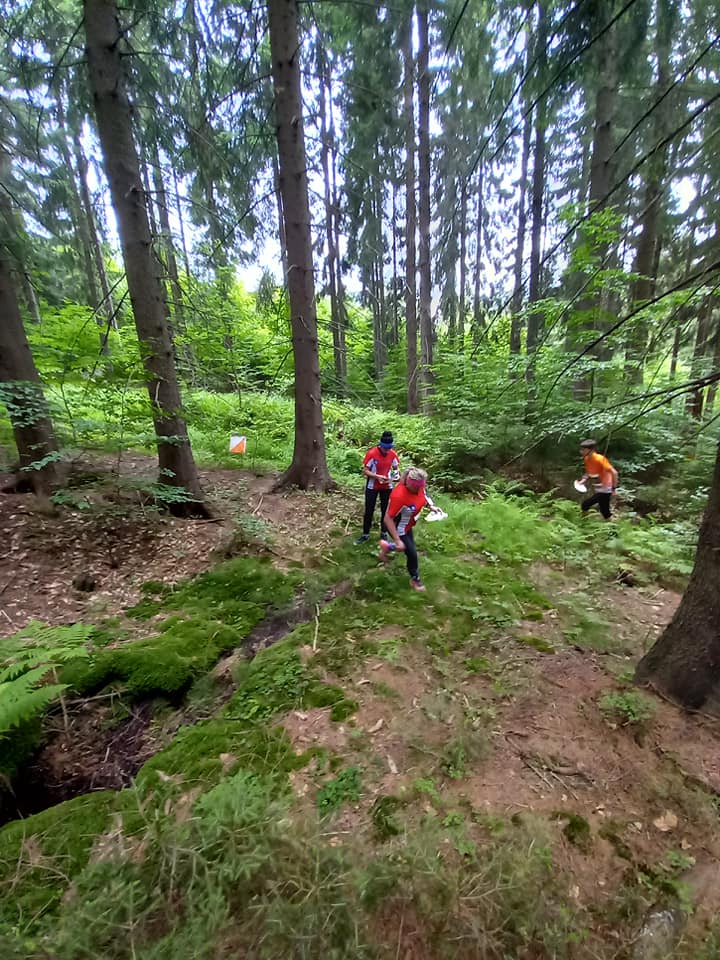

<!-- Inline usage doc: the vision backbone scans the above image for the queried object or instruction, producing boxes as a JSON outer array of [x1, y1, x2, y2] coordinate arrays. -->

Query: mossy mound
[[128, 556, 300, 623], [135, 718, 301, 795], [0, 790, 118, 929], [225, 641, 358, 725], [62, 617, 246, 699]]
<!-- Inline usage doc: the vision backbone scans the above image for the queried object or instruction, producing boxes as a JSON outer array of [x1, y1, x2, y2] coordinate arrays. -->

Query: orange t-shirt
[[583, 453, 615, 491]]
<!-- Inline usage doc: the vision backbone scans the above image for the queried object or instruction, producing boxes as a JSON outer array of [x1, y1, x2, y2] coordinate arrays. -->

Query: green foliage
[[439, 725, 491, 780], [599, 690, 657, 729], [227, 644, 313, 723], [370, 795, 403, 840], [0, 621, 93, 739], [135, 719, 299, 795], [552, 811, 593, 852], [317, 765, 362, 815]]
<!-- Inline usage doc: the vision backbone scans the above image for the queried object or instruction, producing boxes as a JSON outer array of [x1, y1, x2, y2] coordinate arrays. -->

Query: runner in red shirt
[[354, 431, 401, 544], [379, 467, 443, 591]]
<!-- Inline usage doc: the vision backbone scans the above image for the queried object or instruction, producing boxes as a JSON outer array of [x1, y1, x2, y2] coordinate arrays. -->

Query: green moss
[[329, 698, 359, 722], [65, 617, 245, 699], [0, 791, 117, 929], [598, 821, 633, 861], [226, 642, 358, 725], [515, 634, 555, 653], [552, 811, 592, 852], [128, 556, 299, 623], [305, 682, 358, 721], [524, 610, 545, 622], [465, 656, 492, 674], [136, 718, 300, 794], [226, 643, 313, 722], [370, 680, 400, 701], [140, 579, 172, 597]]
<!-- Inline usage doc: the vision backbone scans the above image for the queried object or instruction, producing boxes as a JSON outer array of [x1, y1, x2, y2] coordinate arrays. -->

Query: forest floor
[[1, 457, 719, 959]]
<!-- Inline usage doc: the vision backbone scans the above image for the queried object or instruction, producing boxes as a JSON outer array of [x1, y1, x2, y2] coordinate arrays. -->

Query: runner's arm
[[424, 492, 443, 514], [363, 465, 388, 480], [383, 514, 406, 551]]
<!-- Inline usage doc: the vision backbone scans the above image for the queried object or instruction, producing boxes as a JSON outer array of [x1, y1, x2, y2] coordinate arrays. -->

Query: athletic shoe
[[379, 540, 395, 562], [409, 578, 426, 591], [354, 534, 370, 545]]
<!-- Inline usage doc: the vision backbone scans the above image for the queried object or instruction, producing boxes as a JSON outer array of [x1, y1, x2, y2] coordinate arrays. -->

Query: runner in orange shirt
[[579, 439, 618, 520]]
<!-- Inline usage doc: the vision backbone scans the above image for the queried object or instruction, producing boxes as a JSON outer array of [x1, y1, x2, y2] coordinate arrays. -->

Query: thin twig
[[312, 604, 320, 652], [0, 575, 16, 597]]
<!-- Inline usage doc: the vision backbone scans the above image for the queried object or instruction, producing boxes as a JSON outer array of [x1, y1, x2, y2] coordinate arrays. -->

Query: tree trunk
[[390, 181, 399, 348], [458, 176, 467, 350], [635, 440, 720, 713], [150, 140, 185, 331], [318, 45, 345, 394], [704, 312, 720, 416], [173, 166, 192, 280], [0, 146, 42, 328], [569, 22, 618, 398], [72, 124, 116, 335], [0, 247, 60, 495], [417, 0, 433, 411], [331, 154, 347, 386], [19, 271, 41, 325], [686, 300, 713, 420], [56, 95, 102, 319], [271, 152, 290, 286], [328, 83, 347, 382], [83, 0, 207, 516], [526, 2, 547, 377], [669, 320, 682, 381], [472, 162, 484, 346], [139, 145, 159, 241], [510, 109, 532, 356], [402, 11, 418, 414], [373, 184, 387, 377], [267, 0, 334, 491], [624, 0, 673, 385]]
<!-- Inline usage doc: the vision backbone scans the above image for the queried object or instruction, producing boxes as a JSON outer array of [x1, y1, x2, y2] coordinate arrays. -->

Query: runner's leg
[[401, 531, 420, 580], [378, 489, 390, 534], [363, 487, 379, 535]]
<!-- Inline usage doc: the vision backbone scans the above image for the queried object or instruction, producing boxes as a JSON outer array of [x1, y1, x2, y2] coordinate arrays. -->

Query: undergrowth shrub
[[599, 690, 657, 730], [0, 622, 93, 781]]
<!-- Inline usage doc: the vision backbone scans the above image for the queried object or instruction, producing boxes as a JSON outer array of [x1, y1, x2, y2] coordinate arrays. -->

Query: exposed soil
[[0, 454, 361, 825], [3, 699, 159, 823], [282, 633, 720, 949], [0, 455, 358, 635]]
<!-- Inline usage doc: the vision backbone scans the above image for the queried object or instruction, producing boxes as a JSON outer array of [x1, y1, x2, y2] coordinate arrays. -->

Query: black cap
[[380, 431, 394, 445]]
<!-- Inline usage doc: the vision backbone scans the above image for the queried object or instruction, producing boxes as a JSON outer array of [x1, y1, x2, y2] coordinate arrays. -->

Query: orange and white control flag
[[229, 435, 247, 454]]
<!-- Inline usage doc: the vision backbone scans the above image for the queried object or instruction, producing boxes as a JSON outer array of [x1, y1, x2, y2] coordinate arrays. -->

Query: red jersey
[[363, 446, 400, 490], [387, 483, 429, 535]]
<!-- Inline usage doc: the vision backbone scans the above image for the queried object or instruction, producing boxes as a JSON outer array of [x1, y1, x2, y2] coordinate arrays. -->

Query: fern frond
[[0, 621, 94, 735], [0, 678, 67, 735]]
